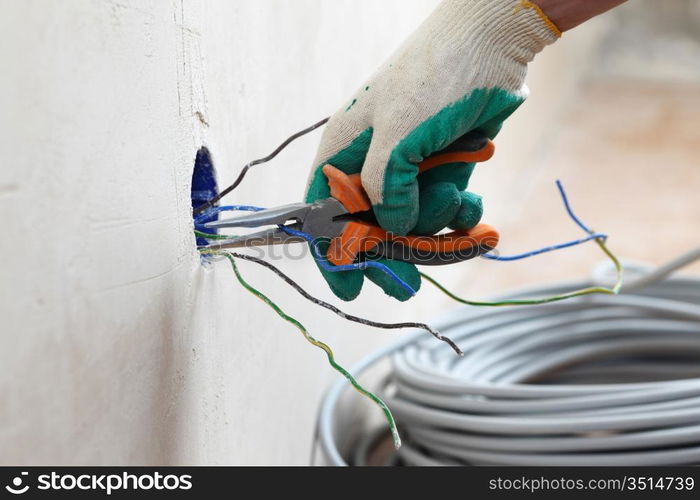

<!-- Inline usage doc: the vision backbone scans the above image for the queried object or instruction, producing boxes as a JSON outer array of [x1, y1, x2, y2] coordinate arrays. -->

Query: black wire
[[193, 116, 331, 216], [228, 251, 462, 355]]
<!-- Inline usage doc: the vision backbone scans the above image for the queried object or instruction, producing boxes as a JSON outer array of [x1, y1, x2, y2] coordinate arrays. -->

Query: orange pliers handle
[[323, 133, 499, 266]]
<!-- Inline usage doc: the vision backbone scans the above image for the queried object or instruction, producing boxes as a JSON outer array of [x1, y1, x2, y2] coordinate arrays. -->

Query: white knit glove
[[306, 0, 560, 302]]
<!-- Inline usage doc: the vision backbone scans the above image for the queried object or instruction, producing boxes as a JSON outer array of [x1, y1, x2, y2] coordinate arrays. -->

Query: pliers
[[204, 131, 499, 266]]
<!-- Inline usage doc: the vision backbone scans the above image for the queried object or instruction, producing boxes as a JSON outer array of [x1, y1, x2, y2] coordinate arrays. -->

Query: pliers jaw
[[297, 198, 349, 241], [197, 225, 308, 250], [201, 198, 351, 250]]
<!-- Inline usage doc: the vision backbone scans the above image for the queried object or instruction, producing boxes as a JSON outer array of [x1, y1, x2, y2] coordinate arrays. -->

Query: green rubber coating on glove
[[413, 182, 461, 235], [418, 161, 475, 192], [449, 191, 483, 230], [365, 258, 421, 302], [313, 239, 365, 302], [321, 266, 364, 302], [305, 88, 523, 302], [376, 87, 525, 235]]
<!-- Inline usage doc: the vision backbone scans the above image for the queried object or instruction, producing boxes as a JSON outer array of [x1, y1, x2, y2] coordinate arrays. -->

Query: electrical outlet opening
[[191, 147, 218, 246]]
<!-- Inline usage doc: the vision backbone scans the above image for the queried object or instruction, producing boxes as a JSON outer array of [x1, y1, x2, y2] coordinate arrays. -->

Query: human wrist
[[531, 0, 627, 32]]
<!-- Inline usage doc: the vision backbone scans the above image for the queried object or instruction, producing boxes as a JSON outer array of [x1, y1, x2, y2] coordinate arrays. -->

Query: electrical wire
[[212, 251, 401, 448], [316, 246, 700, 466], [194, 206, 266, 237], [194, 205, 264, 225], [188, 114, 599, 269], [622, 247, 700, 292], [195, 205, 420, 299], [191, 117, 643, 458], [420, 179, 623, 306], [188, 108, 617, 303], [192, 117, 330, 216], [198, 186, 624, 457], [215, 250, 457, 350], [197, 179, 618, 306], [420, 229, 622, 306], [481, 232, 607, 261], [278, 225, 419, 298], [194, 230, 232, 241]]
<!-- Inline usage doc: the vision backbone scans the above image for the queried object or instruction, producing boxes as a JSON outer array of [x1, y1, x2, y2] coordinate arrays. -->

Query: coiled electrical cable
[[316, 249, 700, 466]]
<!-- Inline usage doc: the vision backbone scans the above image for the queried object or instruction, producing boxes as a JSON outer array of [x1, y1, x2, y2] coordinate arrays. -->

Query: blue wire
[[482, 232, 607, 261], [556, 179, 594, 234], [196, 180, 604, 296], [195, 205, 267, 240], [481, 180, 604, 261], [278, 226, 417, 297]]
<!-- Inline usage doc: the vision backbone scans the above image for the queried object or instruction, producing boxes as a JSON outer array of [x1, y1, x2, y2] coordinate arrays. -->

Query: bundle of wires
[[195, 118, 699, 464], [194, 118, 633, 454], [317, 249, 700, 466]]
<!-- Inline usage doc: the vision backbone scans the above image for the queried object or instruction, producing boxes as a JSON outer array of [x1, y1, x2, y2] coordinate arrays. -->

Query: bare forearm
[[532, 0, 627, 32]]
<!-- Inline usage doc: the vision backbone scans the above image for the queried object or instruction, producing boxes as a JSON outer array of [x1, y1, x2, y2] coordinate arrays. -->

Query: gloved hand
[[306, 0, 560, 301]]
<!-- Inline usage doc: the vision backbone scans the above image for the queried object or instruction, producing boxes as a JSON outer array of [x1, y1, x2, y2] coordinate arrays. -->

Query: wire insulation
[[316, 259, 700, 465], [421, 180, 623, 306], [196, 205, 419, 298], [198, 178, 619, 305], [482, 232, 608, 261], [195, 205, 265, 224], [421, 236, 622, 306], [278, 225, 419, 298], [191, 116, 639, 458], [219, 251, 458, 350], [216, 251, 401, 449]]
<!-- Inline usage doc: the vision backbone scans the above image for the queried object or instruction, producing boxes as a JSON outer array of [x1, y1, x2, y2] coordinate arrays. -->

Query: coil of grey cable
[[316, 250, 700, 466]]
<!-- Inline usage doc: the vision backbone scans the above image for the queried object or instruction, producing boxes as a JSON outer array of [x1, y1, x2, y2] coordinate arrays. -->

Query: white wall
[[0, 0, 606, 464]]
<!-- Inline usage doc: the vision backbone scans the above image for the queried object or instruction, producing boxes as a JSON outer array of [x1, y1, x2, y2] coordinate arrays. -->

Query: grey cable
[[623, 247, 700, 292], [316, 246, 700, 466]]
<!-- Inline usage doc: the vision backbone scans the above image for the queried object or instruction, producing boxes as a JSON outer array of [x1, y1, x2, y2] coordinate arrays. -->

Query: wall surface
[[0, 0, 607, 464]]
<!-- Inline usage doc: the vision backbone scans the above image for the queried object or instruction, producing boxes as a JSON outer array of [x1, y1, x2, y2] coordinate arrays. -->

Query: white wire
[[316, 246, 700, 466]]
